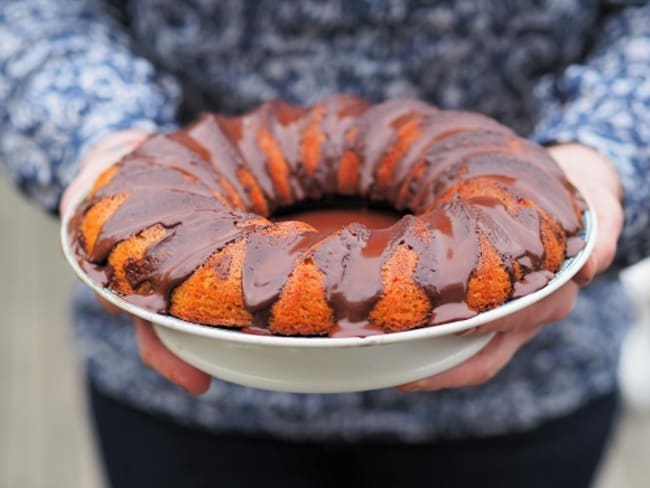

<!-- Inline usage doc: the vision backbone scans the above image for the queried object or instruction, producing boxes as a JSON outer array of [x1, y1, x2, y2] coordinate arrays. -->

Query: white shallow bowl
[[61, 203, 596, 393]]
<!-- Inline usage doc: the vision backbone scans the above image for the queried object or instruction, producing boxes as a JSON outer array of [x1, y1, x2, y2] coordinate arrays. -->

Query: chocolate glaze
[[566, 236, 586, 257], [330, 319, 385, 338], [329, 225, 395, 323], [356, 99, 438, 195], [261, 100, 310, 202], [69, 95, 586, 337], [242, 226, 324, 311], [277, 207, 400, 234], [385, 112, 512, 202], [414, 204, 481, 319], [302, 95, 370, 198], [185, 115, 256, 208], [512, 270, 555, 298]]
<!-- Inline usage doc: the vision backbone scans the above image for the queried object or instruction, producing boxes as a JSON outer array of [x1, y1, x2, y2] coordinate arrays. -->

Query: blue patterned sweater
[[1, 0, 649, 441]]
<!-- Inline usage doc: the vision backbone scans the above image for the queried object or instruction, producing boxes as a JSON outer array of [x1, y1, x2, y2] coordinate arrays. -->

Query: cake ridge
[[69, 95, 586, 336]]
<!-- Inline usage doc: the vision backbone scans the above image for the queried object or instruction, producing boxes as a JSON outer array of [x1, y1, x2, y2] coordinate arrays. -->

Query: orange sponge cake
[[68, 95, 585, 337]]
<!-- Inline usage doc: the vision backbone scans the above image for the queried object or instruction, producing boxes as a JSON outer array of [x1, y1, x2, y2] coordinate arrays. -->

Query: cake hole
[[271, 197, 404, 233]]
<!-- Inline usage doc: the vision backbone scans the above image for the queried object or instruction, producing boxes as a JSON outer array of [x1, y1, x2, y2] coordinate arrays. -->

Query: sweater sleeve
[[533, 1, 650, 268], [0, 0, 181, 212]]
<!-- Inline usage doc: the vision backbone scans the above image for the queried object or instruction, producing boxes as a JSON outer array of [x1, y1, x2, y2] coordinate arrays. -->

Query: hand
[[60, 130, 211, 395], [398, 143, 624, 392]]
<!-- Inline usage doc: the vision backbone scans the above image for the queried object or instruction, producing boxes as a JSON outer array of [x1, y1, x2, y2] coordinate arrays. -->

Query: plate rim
[[61, 191, 597, 349]]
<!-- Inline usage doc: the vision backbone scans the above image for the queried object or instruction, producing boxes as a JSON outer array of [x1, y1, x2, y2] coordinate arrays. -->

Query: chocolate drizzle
[[414, 204, 481, 318], [69, 95, 586, 337], [242, 225, 323, 311], [331, 225, 395, 323]]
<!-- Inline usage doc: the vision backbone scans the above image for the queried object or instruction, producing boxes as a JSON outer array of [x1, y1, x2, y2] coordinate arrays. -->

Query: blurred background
[[1, 174, 649, 488]]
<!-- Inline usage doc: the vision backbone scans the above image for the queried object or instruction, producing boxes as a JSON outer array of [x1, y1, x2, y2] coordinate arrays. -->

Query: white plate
[[61, 199, 596, 393]]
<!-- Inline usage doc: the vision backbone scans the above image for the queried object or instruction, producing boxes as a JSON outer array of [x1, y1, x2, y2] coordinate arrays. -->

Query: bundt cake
[[68, 95, 586, 337]]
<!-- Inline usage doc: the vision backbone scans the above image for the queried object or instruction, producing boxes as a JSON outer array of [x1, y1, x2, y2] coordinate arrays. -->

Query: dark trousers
[[88, 381, 618, 488]]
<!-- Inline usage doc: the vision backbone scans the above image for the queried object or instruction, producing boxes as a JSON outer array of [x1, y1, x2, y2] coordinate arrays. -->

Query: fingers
[[397, 143, 623, 394], [408, 282, 574, 391], [134, 318, 211, 395], [592, 191, 624, 274], [573, 254, 598, 287], [398, 326, 540, 392], [572, 188, 623, 286], [92, 295, 212, 394], [60, 174, 93, 217], [548, 143, 624, 283]]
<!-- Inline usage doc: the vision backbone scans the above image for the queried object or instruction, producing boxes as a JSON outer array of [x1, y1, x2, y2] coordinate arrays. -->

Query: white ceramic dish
[[61, 199, 596, 393]]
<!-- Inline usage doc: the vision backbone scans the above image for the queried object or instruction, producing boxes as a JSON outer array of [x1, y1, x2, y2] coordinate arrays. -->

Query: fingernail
[[579, 256, 597, 286], [574, 270, 593, 286], [578, 274, 593, 286]]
